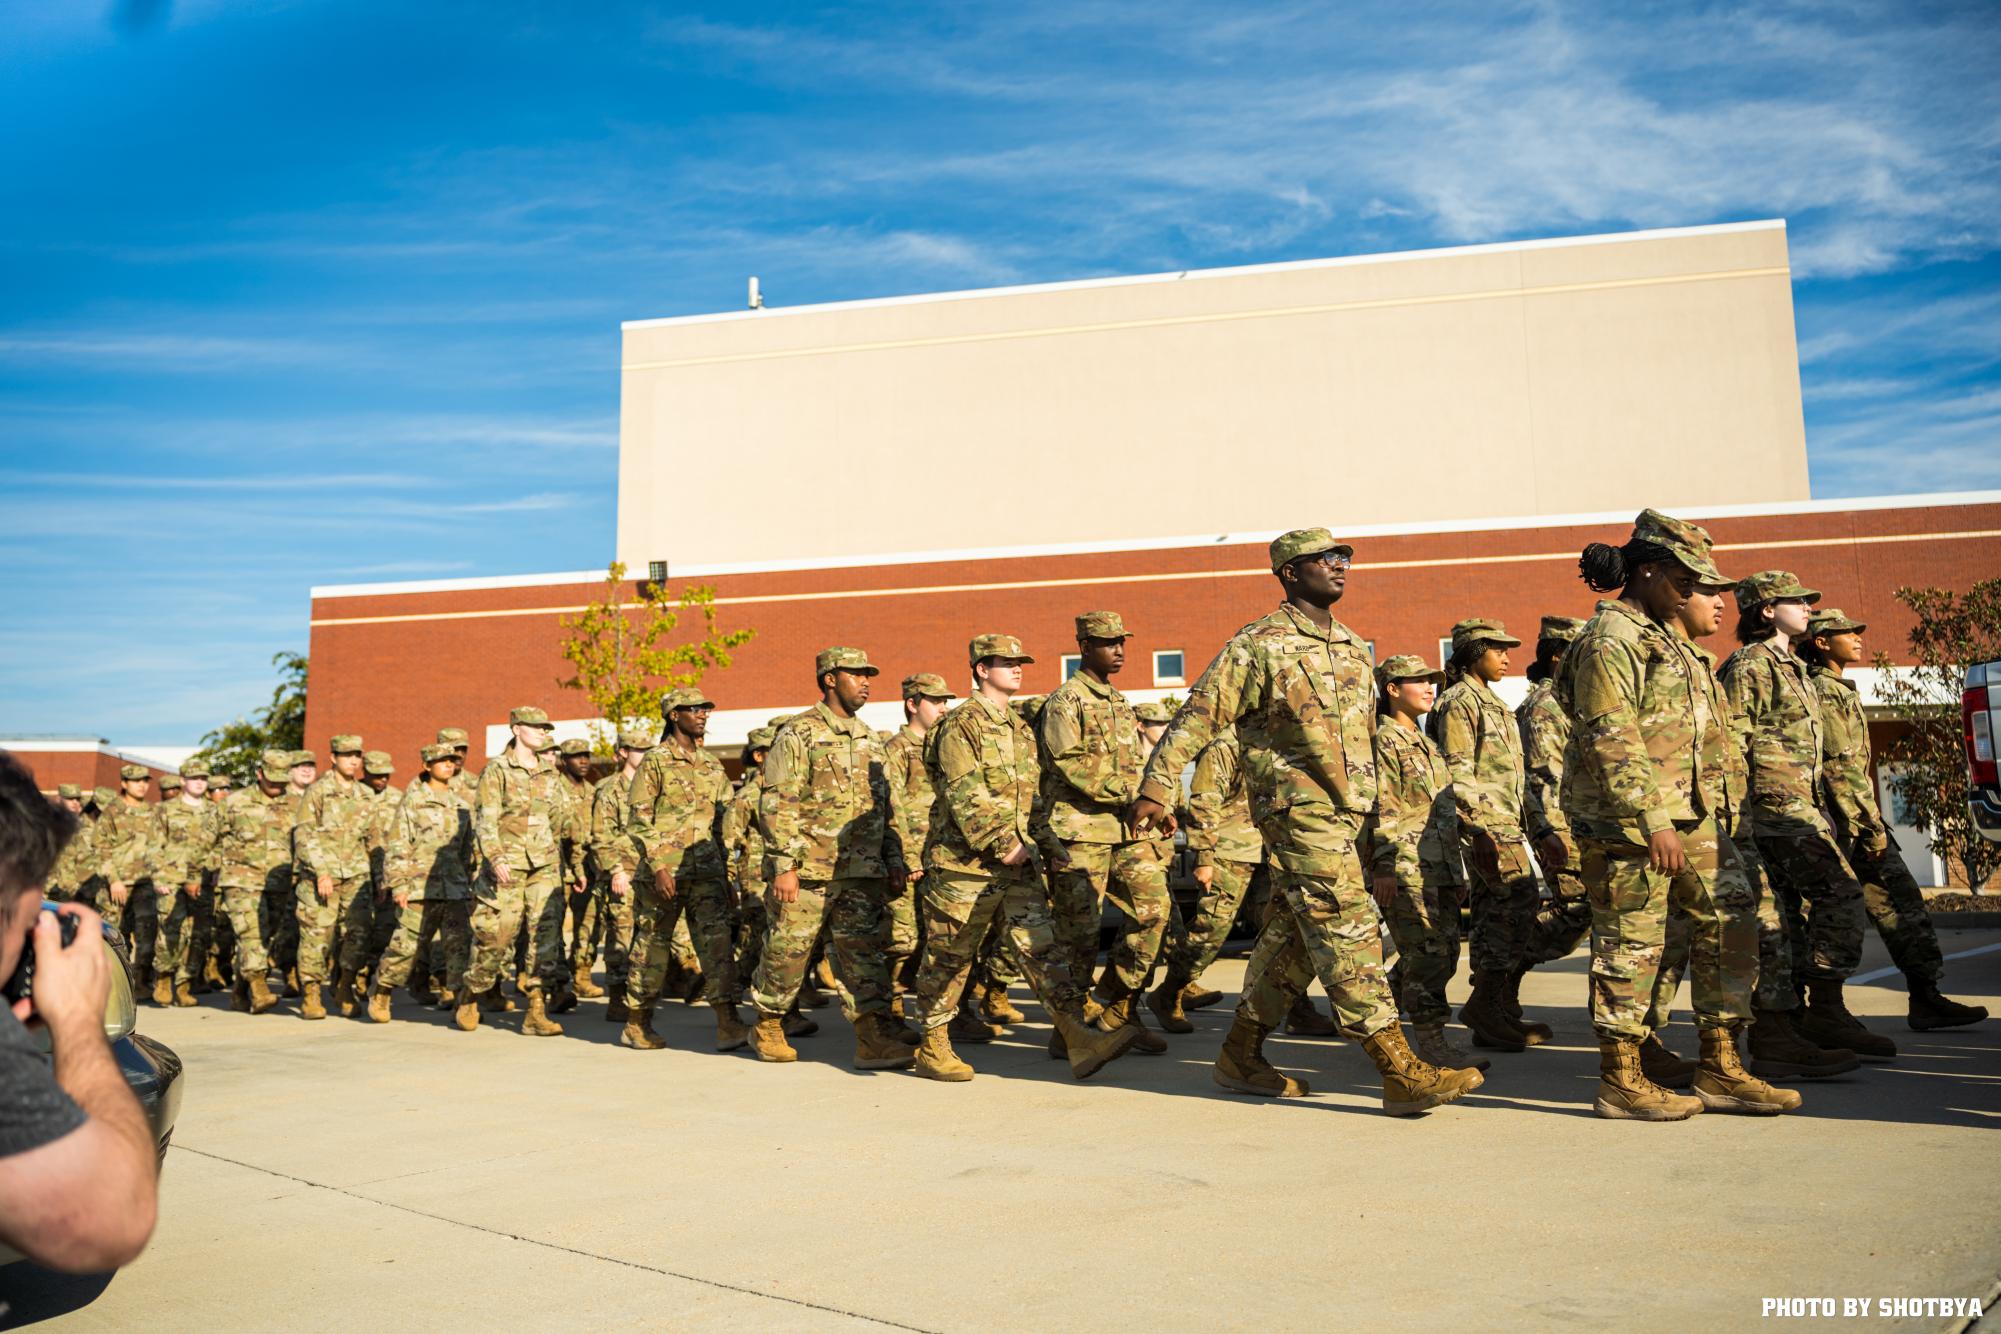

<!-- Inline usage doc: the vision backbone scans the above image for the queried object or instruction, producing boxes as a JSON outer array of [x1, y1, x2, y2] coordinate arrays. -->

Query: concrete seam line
[[1849, 940, 2001, 987], [1945, 1271, 2001, 1334], [170, 1144, 940, 1332]]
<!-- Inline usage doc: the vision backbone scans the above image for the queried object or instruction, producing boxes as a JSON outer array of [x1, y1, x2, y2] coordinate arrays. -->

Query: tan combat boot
[[620, 1005, 667, 1050], [301, 981, 327, 1021], [1693, 1025, 1802, 1115], [1639, 1033, 1697, 1088], [248, 972, 279, 1015], [1213, 1015, 1310, 1097], [1594, 1037, 1702, 1121], [152, 976, 173, 1006], [367, 987, 392, 1024], [479, 985, 516, 1013], [1411, 1023, 1490, 1072], [1459, 971, 1526, 1052], [173, 979, 197, 1007], [283, 966, 301, 998], [572, 964, 604, 999], [981, 982, 1024, 1026], [335, 968, 360, 1018], [1285, 997, 1339, 1037], [751, 1015, 797, 1063], [1746, 1004, 1860, 1079], [950, 1009, 1001, 1044], [713, 1003, 749, 1053], [202, 956, 226, 990], [854, 1013, 917, 1070], [454, 987, 480, 1032], [231, 978, 250, 1013], [914, 1026, 974, 1082], [1797, 980, 1896, 1060], [782, 1004, 819, 1038], [521, 989, 564, 1037], [1506, 966, 1553, 1044], [1095, 995, 1167, 1054], [549, 974, 579, 1014], [1055, 1010, 1141, 1080], [1181, 982, 1223, 1011], [1364, 1025, 1485, 1116], [1147, 975, 1194, 1034], [605, 992, 629, 1023]]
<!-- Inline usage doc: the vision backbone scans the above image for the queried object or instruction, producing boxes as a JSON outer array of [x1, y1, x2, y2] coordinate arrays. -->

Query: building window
[[1438, 637, 1453, 669], [1365, 640, 1376, 664], [1153, 650, 1185, 687], [1061, 654, 1082, 680]]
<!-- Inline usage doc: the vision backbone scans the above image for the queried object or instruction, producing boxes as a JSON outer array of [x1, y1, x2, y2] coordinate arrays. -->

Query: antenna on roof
[[748, 276, 765, 310]]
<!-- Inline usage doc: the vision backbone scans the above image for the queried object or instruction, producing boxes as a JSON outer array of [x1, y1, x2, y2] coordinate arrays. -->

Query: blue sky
[[5, 0, 1999, 743]]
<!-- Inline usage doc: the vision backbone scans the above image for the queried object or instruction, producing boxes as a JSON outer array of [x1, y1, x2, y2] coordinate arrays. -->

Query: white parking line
[[1851, 939, 2001, 986]]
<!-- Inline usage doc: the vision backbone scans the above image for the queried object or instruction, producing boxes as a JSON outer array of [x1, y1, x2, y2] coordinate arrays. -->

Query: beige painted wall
[[617, 221, 1808, 568]]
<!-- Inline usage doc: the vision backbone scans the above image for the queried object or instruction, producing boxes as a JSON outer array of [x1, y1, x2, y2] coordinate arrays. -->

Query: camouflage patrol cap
[[91, 786, 117, 807], [1735, 570, 1821, 610], [1377, 653, 1446, 686], [210, 771, 233, 788], [900, 672, 953, 701], [261, 749, 292, 778], [159, 773, 183, 791], [814, 646, 879, 676], [290, 750, 316, 768], [119, 763, 151, 781], [329, 734, 363, 754], [744, 726, 777, 752], [509, 706, 551, 727], [420, 742, 458, 764], [661, 686, 715, 713], [969, 633, 1035, 665], [56, 783, 81, 800], [1450, 618, 1523, 651], [1268, 527, 1353, 573], [363, 750, 394, 775], [1631, 508, 1732, 589], [1012, 695, 1046, 723], [1075, 611, 1129, 640], [556, 738, 592, 757], [179, 759, 209, 779], [1133, 701, 1173, 724], [616, 728, 656, 750], [1808, 608, 1866, 636], [1537, 615, 1589, 645], [436, 727, 471, 748]]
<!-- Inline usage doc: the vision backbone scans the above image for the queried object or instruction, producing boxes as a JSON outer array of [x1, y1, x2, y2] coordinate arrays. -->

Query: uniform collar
[[897, 723, 925, 744], [502, 744, 548, 772], [971, 692, 1009, 722], [813, 700, 867, 736], [1070, 670, 1121, 700], [1277, 601, 1359, 645]]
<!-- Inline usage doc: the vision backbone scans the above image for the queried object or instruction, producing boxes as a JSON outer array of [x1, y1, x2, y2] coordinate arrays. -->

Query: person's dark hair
[[1735, 603, 1773, 645], [1443, 639, 1491, 687], [0, 752, 76, 899], [1526, 638, 1565, 684], [1578, 538, 1678, 594], [1796, 631, 1832, 668]]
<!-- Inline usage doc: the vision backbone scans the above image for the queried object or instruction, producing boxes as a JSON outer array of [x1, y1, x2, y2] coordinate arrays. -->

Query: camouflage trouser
[[1163, 858, 1259, 985], [913, 867, 1085, 1031], [219, 886, 268, 976], [1462, 836, 1539, 977], [262, 879, 298, 975], [750, 874, 892, 1020], [377, 899, 472, 992], [1237, 814, 1398, 1037], [296, 875, 375, 984], [1580, 818, 1757, 1040], [977, 908, 1021, 987], [734, 880, 767, 985], [1754, 828, 1866, 989], [884, 876, 919, 983], [152, 885, 198, 985], [1048, 839, 1173, 997], [524, 868, 572, 991], [567, 882, 602, 970], [100, 881, 159, 984], [1852, 838, 1944, 987], [188, 880, 219, 980], [585, 880, 637, 991], [627, 872, 736, 1010], [465, 865, 547, 996], [1525, 855, 1591, 966], [1381, 867, 1463, 1027], [365, 890, 398, 969]]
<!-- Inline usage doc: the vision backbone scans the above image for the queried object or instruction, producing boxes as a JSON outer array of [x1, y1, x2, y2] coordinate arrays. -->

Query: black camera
[[2, 909, 80, 1005]]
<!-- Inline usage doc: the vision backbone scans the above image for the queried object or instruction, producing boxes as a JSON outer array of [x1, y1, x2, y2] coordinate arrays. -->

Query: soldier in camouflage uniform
[[1804, 609, 1985, 1030], [883, 672, 954, 1022], [1432, 618, 1568, 1052], [720, 727, 775, 1009], [198, 771, 234, 989], [1722, 572, 1893, 1061], [47, 784, 95, 903], [624, 688, 748, 1053], [469, 706, 573, 1036], [294, 736, 381, 1020], [1040, 612, 1177, 1055], [907, 634, 1141, 1082], [1560, 513, 1803, 1119], [1517, 615, 1592, 968], [261, 749, 315, 997], [359, 751, 400, 975], [373, 743, 475, 1026], [1135, 530, 1483, 1116], [1365, 656, 1483, 1071], [551, 738, 599, 1009], [150, 764, 218, 1007], [751, 650, 913, 1070], [1149, 728, 1257, 1029], [96, 764, 160, 990], [212, 751, 294, 1014], [589, 727, 653, 1024]]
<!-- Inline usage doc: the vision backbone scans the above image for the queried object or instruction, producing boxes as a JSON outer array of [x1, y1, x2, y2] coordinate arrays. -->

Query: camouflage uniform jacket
[[1139, 604, 1379, 879], [214, 787, 296, 890], [1516, 679, 1574, 843], [1809, 666, 1886, 845], [759, 701, 903, 882], [720, 772, 766, 890], [924, 693, 1051, 877], [153, 795, 219, 889], [1366, 717, 1459, 881], [1692, 638, 1752, 840], [627, 740, 728, 880], [94, 798, 157, 885], [1184, 729, 1262, 868], [589, 770, 643, 882], [50, 817, 98, 897], [365, 786, 399, 889], [1433, 677, 1549, 844], [385, 780, 474, 901], [1719, 639, 1829, 838], [882, 725, 936, 868], [1038, 670, 1165, 846], [295, 771, 376, 882], [474, 745, 571, 875], [559, 774, 593, 887], [1555, 598, 1725, 840]]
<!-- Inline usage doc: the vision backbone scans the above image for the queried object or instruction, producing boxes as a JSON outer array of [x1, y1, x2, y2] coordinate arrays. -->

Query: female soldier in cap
[[1516, 616, 1593, 973]]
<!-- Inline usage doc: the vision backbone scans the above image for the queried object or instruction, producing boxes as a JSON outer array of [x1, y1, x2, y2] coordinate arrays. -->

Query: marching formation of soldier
[[40, 515, 1986, 1119]]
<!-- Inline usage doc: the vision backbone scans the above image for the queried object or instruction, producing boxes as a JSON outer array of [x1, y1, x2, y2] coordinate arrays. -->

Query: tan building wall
[[618, 221, 1809, 570]]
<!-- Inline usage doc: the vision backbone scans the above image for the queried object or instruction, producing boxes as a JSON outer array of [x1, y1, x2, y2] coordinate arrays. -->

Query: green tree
[[1872, 578, 2001, 890], [557, 563, 756, 753], [189, 651, 308, 783]]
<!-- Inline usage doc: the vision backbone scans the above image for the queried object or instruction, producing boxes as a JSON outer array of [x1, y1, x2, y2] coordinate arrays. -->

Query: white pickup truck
[[1966, 659, 2001, 844]]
